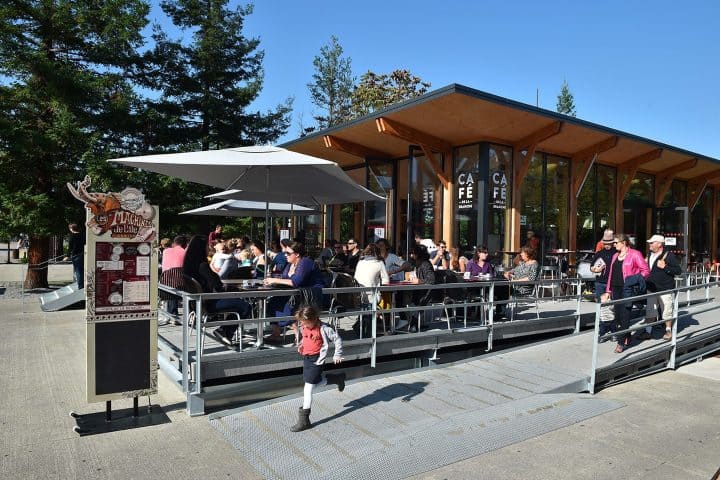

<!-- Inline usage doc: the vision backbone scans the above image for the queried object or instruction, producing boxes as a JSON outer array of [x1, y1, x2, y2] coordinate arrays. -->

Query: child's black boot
[[290, 407, 312, 432], [325, 372, 346, 392]]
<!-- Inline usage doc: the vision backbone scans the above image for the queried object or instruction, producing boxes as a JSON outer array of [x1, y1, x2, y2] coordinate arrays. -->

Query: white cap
[[646, 234, 665, 244]]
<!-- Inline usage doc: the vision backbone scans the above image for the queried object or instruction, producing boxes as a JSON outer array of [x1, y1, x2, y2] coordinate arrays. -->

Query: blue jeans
[[71, 254, 84, 289], [594, 281, 607, 302]]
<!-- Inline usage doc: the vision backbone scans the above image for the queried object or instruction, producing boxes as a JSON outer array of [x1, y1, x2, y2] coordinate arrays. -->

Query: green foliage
[[351, 69, 431, 117], [0, 0, 150, 239], [141, 0, 292, 151], [556, 80, 577, 117], [307, 35, 354, 129]]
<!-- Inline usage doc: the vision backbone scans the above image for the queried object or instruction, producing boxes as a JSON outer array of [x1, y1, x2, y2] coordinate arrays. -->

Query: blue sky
[[151, 1, 720, 158]]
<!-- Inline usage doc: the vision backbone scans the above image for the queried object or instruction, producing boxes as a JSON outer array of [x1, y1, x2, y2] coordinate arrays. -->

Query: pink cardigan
[[605, 248, 650, 293]]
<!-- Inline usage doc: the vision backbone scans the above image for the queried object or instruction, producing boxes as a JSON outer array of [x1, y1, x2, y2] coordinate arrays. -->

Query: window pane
[[488, 144, 512, 253]]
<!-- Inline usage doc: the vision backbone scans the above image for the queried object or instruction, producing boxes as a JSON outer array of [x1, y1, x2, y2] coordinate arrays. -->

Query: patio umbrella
[[109, 145, 383, 205], [110, 146, 385, 277], [179, 199, 317, 217]]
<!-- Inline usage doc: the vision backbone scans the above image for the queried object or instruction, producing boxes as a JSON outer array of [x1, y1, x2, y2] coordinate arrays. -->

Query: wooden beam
[[323, 135, 391, 159], [687, 170, 720, 211], [514, 121, 563, 151], [376, 117, 452, 152], [654, 158, 698, 206], [420, 144, 449, 188], [571, 136, 619, 162]]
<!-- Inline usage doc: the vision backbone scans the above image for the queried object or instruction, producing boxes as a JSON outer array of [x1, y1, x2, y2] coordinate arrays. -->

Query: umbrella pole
[[264, 166, 270, 280]]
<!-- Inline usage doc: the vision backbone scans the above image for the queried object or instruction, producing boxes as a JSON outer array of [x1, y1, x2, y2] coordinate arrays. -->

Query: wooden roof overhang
[[282, 84, 720, 189]]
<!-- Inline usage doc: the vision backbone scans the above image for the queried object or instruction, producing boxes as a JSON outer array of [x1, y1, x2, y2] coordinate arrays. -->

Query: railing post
[[181, 292, 190, 393], [487, 283, 494, 351], [668, 286, 680, 369], [371, 286, 377, 368], [194, 294, 203, 396], [575, 278, 582, 333], [589, 301, 601, 394]]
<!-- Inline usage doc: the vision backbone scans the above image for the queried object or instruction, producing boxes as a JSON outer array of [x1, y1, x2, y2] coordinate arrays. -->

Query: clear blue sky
[[151, 0, 720, 158]]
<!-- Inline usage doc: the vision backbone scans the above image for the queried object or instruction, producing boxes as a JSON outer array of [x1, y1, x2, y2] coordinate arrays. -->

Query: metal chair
[[537, 266, 559, 299], [507, 282, 540, 321], [182, 275, 244, 352]]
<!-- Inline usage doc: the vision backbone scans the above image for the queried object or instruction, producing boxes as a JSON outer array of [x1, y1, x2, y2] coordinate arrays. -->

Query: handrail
[[588, 275, 718, 393], [158, 275, 589, 414]]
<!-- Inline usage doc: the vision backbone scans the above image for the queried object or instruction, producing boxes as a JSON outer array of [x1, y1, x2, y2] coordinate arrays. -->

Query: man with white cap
[[636, 234, 682, 341]]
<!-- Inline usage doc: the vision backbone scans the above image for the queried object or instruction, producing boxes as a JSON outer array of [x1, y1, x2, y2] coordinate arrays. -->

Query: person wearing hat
[[595, 228, 614, 252], [636, 234, 682, 341], [589, 230, 617, 302]]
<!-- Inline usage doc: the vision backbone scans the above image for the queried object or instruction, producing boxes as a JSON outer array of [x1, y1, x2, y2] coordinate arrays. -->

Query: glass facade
[[691, 187, 713, 260], [410, 152, 443, 245], [365, 159, 394, 244], [488, 144, 512, 254], [576, 164, 617, 250], [454, 144, 480, 254]]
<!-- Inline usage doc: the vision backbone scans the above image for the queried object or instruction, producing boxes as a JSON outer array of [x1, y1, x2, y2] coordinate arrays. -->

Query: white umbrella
[[110, 146, 385, 278], [109, 145, 384, 205], [179, 199, 317, 217]]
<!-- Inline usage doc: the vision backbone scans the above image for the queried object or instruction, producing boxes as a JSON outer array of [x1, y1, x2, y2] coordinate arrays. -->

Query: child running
[[291, 305, 346, 432], [598, 292, 616, 342]]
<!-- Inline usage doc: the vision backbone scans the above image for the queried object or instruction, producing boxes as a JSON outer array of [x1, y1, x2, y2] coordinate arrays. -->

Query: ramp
[[39, 283, 85, 311], [209, 354, 620, 480]]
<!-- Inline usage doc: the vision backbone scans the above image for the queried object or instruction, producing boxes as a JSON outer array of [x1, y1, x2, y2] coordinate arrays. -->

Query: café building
[[282, 84, 720, 268]]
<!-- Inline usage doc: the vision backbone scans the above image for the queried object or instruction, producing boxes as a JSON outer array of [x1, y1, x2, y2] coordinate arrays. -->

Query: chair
[[159, 267, 184, 322], [182, 275, 245, 352], [537, 266, 559, 299], [507, 282, 540, 321], [328, 273, 369, 336]]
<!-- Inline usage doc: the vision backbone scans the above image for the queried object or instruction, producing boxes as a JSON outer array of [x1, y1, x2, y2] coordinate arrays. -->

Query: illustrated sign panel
[[68, 175, 159, 403]]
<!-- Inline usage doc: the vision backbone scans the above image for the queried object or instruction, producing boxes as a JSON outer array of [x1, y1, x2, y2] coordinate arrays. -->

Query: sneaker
[[394, 319, 409, 331], [211, 328, 233, 346], [663, 330, 672, 341]]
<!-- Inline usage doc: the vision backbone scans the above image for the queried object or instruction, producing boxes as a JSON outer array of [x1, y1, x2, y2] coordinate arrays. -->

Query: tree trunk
[[23, 235, 50, 289]]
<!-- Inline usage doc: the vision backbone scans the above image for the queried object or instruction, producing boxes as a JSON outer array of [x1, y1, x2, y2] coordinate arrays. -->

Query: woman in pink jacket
[[605, 233, 650, 353]]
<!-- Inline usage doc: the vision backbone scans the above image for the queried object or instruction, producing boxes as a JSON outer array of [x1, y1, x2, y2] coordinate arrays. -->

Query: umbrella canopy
[[180, 199, 317, 217], [109, 145, 384, 205]]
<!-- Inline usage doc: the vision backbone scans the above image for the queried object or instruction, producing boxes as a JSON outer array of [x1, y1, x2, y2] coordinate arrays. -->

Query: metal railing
[[158, 275, 589, 414], [588, 272, 720, 393]]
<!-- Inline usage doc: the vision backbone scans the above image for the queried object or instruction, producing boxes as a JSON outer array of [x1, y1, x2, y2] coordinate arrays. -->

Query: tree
[[307, 35, 354, 129], [556, 80, 577, 117], [0, 0, 149, 288], [351, 69, 431, 118], [139, 0, 292, 152]]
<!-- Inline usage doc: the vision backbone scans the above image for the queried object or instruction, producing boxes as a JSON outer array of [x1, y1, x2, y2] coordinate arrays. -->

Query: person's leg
[[612, 286, 630, 351], [594, 282, 606, 303], [660, 293, 674, 340]]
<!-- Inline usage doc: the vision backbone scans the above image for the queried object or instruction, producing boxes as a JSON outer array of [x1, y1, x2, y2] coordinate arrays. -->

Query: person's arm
[[199, 263, 223, 292], [380, 262, 390, 285], [325, 325, 343, 362], [635, 251, 650, 278]]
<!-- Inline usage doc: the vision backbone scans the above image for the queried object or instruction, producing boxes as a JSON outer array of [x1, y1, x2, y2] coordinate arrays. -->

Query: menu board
[[94, 242, 152, 314]]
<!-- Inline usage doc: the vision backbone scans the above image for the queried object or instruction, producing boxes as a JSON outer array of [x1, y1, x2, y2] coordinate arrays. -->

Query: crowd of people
[[157, 223, 688, 354]]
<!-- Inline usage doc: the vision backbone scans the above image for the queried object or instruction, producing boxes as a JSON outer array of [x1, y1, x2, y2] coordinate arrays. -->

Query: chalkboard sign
[[95, 320, 151, 395]]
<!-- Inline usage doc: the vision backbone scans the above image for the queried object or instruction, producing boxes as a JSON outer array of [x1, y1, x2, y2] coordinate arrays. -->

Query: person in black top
[[66, 223, 85, 289], [183, 235, 252, 347], [345, 238, 361, 274], [590, 231, 617, 301], [638, 234, 682, 341]]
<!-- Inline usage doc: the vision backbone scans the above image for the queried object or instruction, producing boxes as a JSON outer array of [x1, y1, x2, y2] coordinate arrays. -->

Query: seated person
[[326, 243, 348, 271], [397, 244, 436, 332], [182, 235, 252, 346], [447, 246, 468, 272], [263, 241, 325, 342], [466, 247, 495, 276], [430, 240, 450, 269]]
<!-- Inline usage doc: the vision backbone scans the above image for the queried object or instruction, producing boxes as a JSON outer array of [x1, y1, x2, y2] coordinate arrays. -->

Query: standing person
[[605, 233, 650, 353], [637, 234, 682, 341], [208, 225, 223, 246], [345, 238, 361, 274], [414, 233, 437, 255], [290, 305, 345, 432], [66, 223, 85, 289], [182, 235, 252, 346], [590, 231, 617, 301], [596, 229, 614, 252]]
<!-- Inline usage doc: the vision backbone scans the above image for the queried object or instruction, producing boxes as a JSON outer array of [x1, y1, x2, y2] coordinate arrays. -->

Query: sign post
[[67, 176, 162, 434]]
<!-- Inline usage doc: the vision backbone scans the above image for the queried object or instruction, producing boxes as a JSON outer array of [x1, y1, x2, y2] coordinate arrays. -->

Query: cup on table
[[463, 271, 471, 280], [242, 280, 250, 288]]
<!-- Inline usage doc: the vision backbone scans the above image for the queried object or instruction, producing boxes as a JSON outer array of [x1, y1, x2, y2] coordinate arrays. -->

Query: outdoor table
[[219, 279, 284, 348], [547, 249, 575, 278]]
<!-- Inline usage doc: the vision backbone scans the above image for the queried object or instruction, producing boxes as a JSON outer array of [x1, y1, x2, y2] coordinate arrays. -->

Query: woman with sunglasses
[[264, 241, 325, 342], [604, 234, 650, 353]]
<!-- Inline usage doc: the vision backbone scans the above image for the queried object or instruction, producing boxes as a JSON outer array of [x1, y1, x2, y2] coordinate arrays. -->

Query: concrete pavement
[[1, 295, 719, 479]]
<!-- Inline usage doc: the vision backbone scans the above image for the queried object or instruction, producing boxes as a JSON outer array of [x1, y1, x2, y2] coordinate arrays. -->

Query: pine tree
[[0, 0, 149, 288], [556, 80, 577, 117], [351, 69, 431, 118], [307, 36, 354, 129], [142, 0, 292, 151]]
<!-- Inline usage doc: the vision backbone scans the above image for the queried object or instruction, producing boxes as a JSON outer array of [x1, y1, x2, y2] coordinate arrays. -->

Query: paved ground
[[1, 289, 719, 479]]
